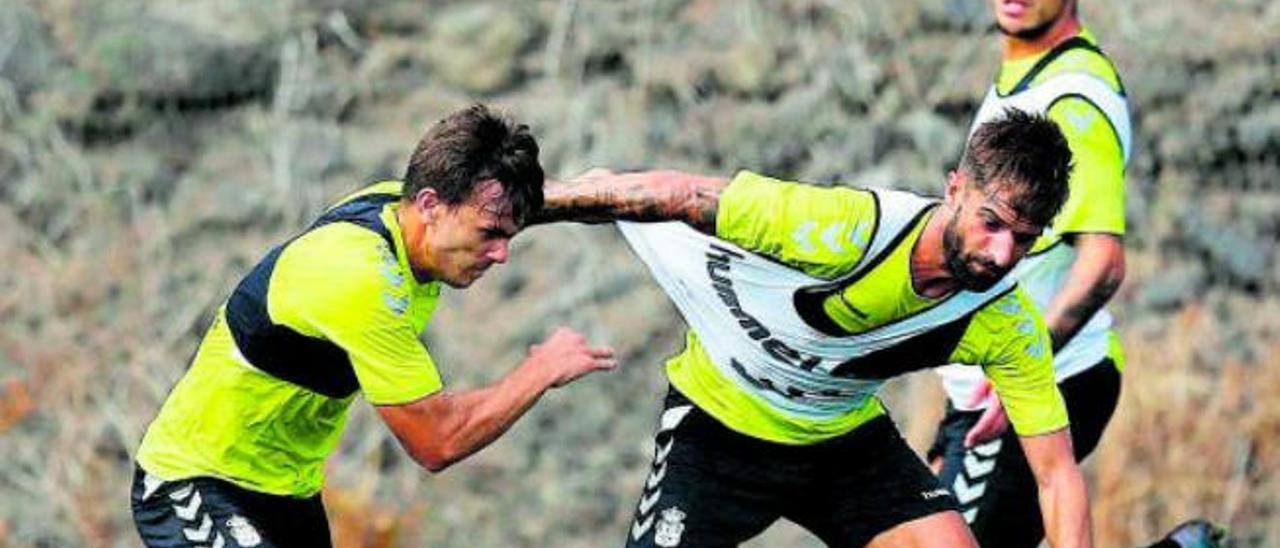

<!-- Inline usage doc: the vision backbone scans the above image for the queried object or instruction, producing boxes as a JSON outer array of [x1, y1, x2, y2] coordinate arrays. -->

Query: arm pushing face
[[533, 169, 728, 234]]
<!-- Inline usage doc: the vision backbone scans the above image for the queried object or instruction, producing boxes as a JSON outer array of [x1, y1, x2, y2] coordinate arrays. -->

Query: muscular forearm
[[532, 170, 726, 233], [383, 361, 553, 472], [431, 362, 551, 470], [1041, 233, 1125, 350], [1037, 460, 1092, 548], [1022, 430, 1093, 548], [379, 328, 613, 473]]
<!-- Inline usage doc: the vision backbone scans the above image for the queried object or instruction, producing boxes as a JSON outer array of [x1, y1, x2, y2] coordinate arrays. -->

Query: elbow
[[1103, 254, 1126, 296], [1085, 254, 1126, 308], [1096, 240, 1126, 299], [420, 458, 452, 475], [402, 421, 465, 474], [379, 393, 475, 475], [1097, 273, 1124, 310], [1073, 234, 1126, 301], [413, 444, 460, 474], [414, 448, 455, 473], [1091, 265, 1125, 306]]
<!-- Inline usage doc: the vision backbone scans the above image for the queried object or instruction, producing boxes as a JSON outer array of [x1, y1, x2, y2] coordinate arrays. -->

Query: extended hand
[[964, 379, 1010, 447], [528, 327, 617, 388]]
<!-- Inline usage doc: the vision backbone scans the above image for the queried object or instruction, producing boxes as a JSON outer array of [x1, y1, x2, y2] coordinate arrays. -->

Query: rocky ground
[[0, 0, 1277, 546]]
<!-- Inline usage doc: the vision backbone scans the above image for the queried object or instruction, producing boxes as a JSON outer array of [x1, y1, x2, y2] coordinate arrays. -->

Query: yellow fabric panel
[[665, 330, 888, 445], [995, 29, 1121, 94], [136, 310, 356, 497], [1044, 97, 1126, 238], [1108, 331, 1126, 373], [137, 182, 446, 497], [950, 288, 1069, 436], [996, 28, 1127, 252], [822, 212, 939, 334], [716, 171, 878, 279], [270, 219, 443, 405], [675, 172, 1068, 443]]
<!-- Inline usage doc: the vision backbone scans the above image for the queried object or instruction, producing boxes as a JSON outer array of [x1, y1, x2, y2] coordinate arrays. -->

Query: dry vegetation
[[0, 0, 1277, 546]]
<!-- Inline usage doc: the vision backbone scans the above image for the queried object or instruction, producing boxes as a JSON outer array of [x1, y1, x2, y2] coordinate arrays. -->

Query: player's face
[[990, 0, 1072, 40], [419, 180, 518, 288], [942, 174, 1043, 291]]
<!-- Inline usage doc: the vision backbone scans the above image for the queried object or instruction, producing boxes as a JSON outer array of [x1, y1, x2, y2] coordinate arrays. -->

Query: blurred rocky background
[[0, 0, 1277, 546]]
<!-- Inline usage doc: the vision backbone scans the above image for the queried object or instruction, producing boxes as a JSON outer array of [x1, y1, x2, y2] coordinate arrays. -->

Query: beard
[[999, 18, 1056, 40], [942, 213, 1003, 292], [996, 3, 1068, 41]]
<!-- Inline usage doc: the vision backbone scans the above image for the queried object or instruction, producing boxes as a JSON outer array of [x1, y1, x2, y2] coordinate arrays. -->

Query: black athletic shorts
[[130, 465, 331, 548], [929, 359, 1121, 548], [624, 388, 958, 547]]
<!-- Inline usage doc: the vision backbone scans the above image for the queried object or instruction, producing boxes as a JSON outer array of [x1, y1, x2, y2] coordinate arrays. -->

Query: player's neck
[[396, 202, 435, 283], [1002, 16, 1081, 61], [910, 209, 960, 299]]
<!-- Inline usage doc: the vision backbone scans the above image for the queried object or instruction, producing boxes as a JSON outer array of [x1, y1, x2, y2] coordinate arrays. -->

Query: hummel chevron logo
[[972, 438, 1003, 458], [792, 222, 818, 255], [952, 472, 986, 504], [142, 474, 164, 500], [638, 488, 663, 515], [659, 406, 693, 433], [173, 490, 202, 521], [646, 461, 668, 490], [821, 222, 847, 254], [654, 438, 675, 464], [632, 514, 655, 540], [964, 452, 996, 478], [1065, 107, 1098, 133], [182, 513, 213, 542], [851, 224, 870, 250], [169, 484, 194, 502]]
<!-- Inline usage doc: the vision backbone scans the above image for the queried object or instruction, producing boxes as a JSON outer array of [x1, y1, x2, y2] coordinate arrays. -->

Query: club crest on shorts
[[654, 506, 686, 547], [226, 514, 262, 547]]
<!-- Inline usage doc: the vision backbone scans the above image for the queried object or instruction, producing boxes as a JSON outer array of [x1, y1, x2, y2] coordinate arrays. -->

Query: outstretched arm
[[1022, 430, 1093, 548], [532, 169, 728, 234], [376, 328, 615, 473]]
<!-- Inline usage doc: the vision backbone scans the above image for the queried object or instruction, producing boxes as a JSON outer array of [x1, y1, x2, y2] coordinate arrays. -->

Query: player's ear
[[944, 170, 966, 205], [411, 188, 444, 221]]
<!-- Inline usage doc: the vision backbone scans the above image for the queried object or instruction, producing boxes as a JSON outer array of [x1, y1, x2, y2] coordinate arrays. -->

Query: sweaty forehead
[[978, 184, 1042, 233], [472, 179, 514, 215], [471, 180, 514, 227], [473, 178, 506, 202]]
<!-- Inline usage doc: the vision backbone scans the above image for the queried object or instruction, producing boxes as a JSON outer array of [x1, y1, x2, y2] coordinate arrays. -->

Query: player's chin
[[449, 266, 492, 288], [441, 277, 472, 289], [994, 19, 1029, 36], [961, 279, 997, 292], [960, 268, 1003, 292]]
